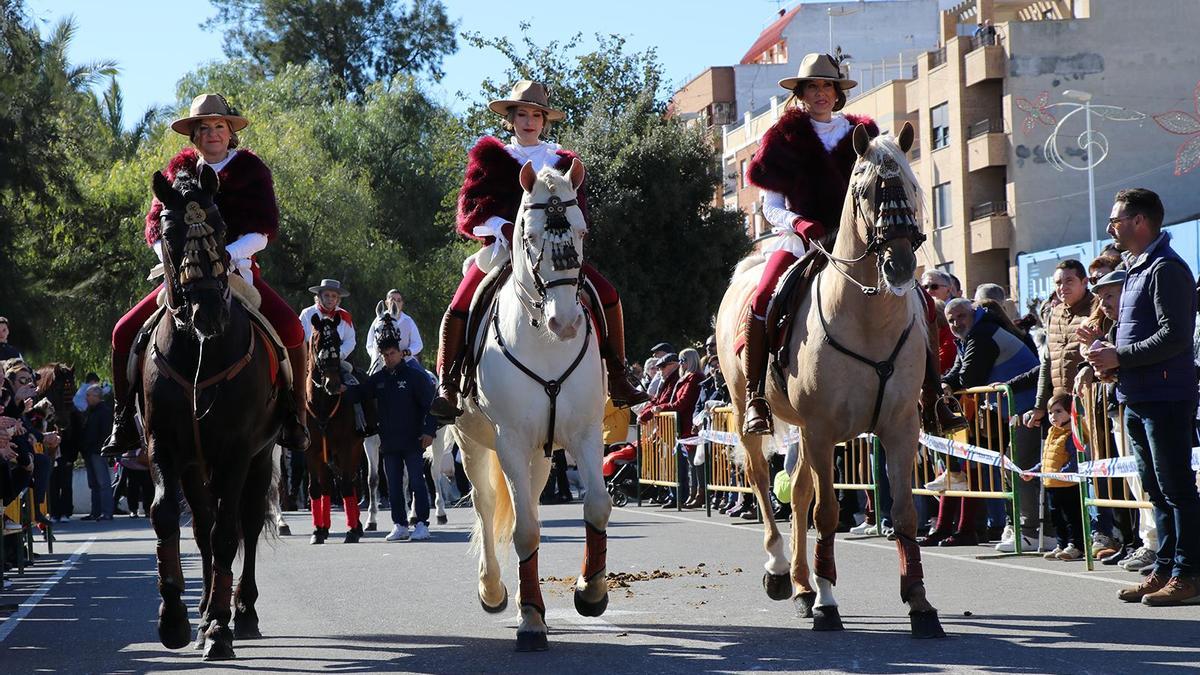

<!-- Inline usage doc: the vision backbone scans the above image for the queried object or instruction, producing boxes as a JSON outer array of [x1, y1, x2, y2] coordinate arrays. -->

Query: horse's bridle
[[159, 201, 231, 326], [516, 192, 584, 327], [812, 155, 926, 296]]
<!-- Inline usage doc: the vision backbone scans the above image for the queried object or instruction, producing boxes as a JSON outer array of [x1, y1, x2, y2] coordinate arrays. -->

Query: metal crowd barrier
[[703, 406, 754, 518], [912, 385, 1025, 555], [835, 435, 882, 524], [1075, 383, 1153, 571], [636, 411, 680, 509]]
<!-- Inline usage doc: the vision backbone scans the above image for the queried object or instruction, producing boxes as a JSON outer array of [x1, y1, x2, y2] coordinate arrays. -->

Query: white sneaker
[[410, 522, 430, 541], [1119, 546, 1156, 570], [1042, 546, 1064, 560], [1056, 544, 1083, 561], [849, 521, 878, 536], [1090, 532, 1120, 555], [923, 471, 968, 492], [386, 524, 410, 542], [997, 524, 1015, 545], [995, 533, 1037, 553]]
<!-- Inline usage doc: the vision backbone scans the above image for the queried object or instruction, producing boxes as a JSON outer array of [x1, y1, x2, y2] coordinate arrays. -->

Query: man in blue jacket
[[1088, 188, 1199, 606], [360, 324, 437, 542]]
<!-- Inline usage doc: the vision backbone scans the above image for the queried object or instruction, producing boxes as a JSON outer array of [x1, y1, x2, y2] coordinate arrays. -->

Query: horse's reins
[[809, 160, 926, 433], [495, 188, 591, 458]]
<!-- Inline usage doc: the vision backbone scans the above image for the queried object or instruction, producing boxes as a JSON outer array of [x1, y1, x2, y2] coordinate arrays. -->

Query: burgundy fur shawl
[[746, 110, 877, 234], [455, 136, 588, 242], [144, 147, 280, 246]]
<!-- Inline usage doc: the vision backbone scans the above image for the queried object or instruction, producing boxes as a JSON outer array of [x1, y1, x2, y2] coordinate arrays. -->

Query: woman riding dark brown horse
[[305, 314, 366, 544], [143, 164, 284, 661]]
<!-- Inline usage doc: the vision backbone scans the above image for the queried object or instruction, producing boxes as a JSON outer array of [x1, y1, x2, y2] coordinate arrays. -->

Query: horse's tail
[[490, 452, 515, 547]]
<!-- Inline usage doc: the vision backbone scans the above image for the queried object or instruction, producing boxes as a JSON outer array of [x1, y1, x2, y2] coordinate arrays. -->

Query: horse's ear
[[898, 122, 915, 153], [198, 164, 219, 197], [519, 160, 537, 193], [568, 158, 585, 191], [852, 124, 871, 157], [310, 313, 323, 330], [152, 171, 178, 207]]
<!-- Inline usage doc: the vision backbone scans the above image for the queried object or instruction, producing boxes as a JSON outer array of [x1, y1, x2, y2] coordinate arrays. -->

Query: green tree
[[98, 77, 168, 161], [204, 0, 458, 97]]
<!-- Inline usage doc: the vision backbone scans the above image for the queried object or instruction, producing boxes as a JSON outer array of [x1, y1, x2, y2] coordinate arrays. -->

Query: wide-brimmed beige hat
[[488, 80, 565, 122], [170, 94, 249, 136], [308, 278, 350, 297], [778, 53, 857, 93]]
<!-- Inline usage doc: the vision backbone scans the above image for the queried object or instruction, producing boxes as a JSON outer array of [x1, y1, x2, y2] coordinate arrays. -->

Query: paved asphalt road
[[2, 500, 1197, 674]]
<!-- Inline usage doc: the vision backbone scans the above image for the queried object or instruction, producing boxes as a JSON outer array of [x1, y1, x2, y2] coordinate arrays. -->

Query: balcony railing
[[971, 200, 1009, 220], [968, 31, 1003, 53], [929, 47, 948, 69], [966, 118, 1004, 140]]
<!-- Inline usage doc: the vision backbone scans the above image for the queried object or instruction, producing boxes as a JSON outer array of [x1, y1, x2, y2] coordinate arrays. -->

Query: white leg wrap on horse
[[765, 539, 789, 576], [814, 575, 838, 607]]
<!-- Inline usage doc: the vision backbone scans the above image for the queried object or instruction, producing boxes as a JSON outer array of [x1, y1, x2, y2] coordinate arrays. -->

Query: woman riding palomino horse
[[429, 80, 648, 420], [103, 94, 309, 458], [142, 163, 285, 660], [739, 54, 963, 437], [717, 117, 948, 638]]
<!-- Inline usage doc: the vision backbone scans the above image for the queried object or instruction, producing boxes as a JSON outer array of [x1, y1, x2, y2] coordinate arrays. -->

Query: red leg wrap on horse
[[156, 538, 185, 594], [448, 260, 488, 314], [814, 535, 837, 585], [321, 496, 333, 530], [894, 533, 925, 603], [209, 570, 234, 617], [342, 493, 361, 528], [310, 498, 324, 529], [581, 264, 619, 307], [581, 522, 607, 582], [518, 549, 546, 619]]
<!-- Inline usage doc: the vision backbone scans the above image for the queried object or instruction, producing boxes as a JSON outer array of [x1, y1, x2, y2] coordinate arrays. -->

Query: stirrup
[[279, 415, 310, 452], [430, 392, 463, 421], [743, 397, 774, 436], [100, 410, 140, 458]]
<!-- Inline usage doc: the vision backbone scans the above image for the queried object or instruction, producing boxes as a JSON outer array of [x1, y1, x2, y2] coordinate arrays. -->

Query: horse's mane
[[841, 132, 925, 232]]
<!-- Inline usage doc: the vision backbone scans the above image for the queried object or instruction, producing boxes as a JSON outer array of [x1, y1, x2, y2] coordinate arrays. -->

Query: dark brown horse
[[305, 315, 364, 544], [141, 165, 284, 661]]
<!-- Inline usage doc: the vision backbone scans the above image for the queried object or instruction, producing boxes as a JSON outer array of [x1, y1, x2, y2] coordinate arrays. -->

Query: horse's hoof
[[278, 523, 291, 536], [763, 572, 792, 601], [232, 613, 262, 640], [794, 591, 817, 619], [156, 600, 191, 650], [515, 631, 549, 652], [310, 527, 328, 545], [437, 515, 448, 525], [201, 623, 236, 661], [480, 586, 509, 614], [909, 609, 946, 639], [344, 526, 363, 543], [574, 589, 609, 617], [812, 605, 844, 632], [365, 522, 377, 532]]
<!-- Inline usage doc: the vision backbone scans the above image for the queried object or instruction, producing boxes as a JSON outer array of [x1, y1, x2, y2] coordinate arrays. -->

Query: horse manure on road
[[540, 564, 741, 595]]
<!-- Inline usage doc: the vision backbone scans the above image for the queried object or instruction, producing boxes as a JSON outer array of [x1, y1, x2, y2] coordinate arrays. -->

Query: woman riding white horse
[[454, 157, 610, 652]]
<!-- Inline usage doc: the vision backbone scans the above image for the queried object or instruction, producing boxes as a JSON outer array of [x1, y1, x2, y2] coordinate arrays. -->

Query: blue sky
[[23, 0, 816, 123]]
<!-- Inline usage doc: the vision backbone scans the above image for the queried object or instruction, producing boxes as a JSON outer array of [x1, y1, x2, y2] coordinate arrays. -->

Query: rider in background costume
[[104, 94, 309, 456], [429, 80, 648, 419], [742, 54, 963, 436]]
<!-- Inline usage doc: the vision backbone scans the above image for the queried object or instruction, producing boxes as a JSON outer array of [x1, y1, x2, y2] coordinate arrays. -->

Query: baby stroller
[[602, 443, 638, 507]]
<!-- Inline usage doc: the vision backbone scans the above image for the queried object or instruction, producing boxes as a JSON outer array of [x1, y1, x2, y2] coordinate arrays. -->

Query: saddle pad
[[733, 249, 828, 357]]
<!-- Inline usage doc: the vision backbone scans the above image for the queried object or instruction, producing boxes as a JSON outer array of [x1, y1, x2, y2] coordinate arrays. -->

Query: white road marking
[[618, 507, 1134, 587], [0, 537, 96, 643]]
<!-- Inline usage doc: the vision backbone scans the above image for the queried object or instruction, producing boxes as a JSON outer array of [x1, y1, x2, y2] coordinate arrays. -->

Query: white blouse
[[761, 114, 852, 256]]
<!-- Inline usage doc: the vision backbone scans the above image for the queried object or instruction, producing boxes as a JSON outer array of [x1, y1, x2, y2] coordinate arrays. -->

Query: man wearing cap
[[104, 93, 310, 457], [429, 80, 649, 421]]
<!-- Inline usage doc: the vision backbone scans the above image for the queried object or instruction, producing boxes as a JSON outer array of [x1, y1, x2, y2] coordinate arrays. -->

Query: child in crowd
[[1028, 391, 1085, 561]]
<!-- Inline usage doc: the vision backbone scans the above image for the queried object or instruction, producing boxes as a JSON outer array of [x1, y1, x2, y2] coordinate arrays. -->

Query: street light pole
[[1082, 97, 1097, 260]]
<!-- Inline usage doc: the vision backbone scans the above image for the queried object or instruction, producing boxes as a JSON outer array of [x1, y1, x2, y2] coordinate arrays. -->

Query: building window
[[931, 103, 950, 150], [933, 182, 952, 230], [740, 159, 748, 189]]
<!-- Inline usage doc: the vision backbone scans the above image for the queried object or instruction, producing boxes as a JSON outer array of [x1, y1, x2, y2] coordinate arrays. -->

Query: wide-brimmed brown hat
[[488, 80, 565, 122], [170, 94, 249, 136], [308, 278, 350, 297], [778, 53, 857, 93]]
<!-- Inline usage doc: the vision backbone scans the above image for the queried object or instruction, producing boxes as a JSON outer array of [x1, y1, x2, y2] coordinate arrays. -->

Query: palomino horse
[[716, 123, 946, 638], [142, 165, 284, 660], [305, 315, 365, 544], [454, 159, 610, 652]]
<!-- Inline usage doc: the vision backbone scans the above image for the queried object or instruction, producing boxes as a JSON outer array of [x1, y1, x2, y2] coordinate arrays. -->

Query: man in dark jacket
[[360, 334, 436, 542], [1090, 188, 1200, 606], [80, 385, 114, 520]]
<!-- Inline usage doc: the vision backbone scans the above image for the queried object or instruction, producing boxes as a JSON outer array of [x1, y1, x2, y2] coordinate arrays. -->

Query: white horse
[[454, 159, 610, 652]]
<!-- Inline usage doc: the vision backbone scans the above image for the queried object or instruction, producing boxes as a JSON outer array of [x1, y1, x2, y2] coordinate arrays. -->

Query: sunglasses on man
[[922, 283, 944, 291]]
